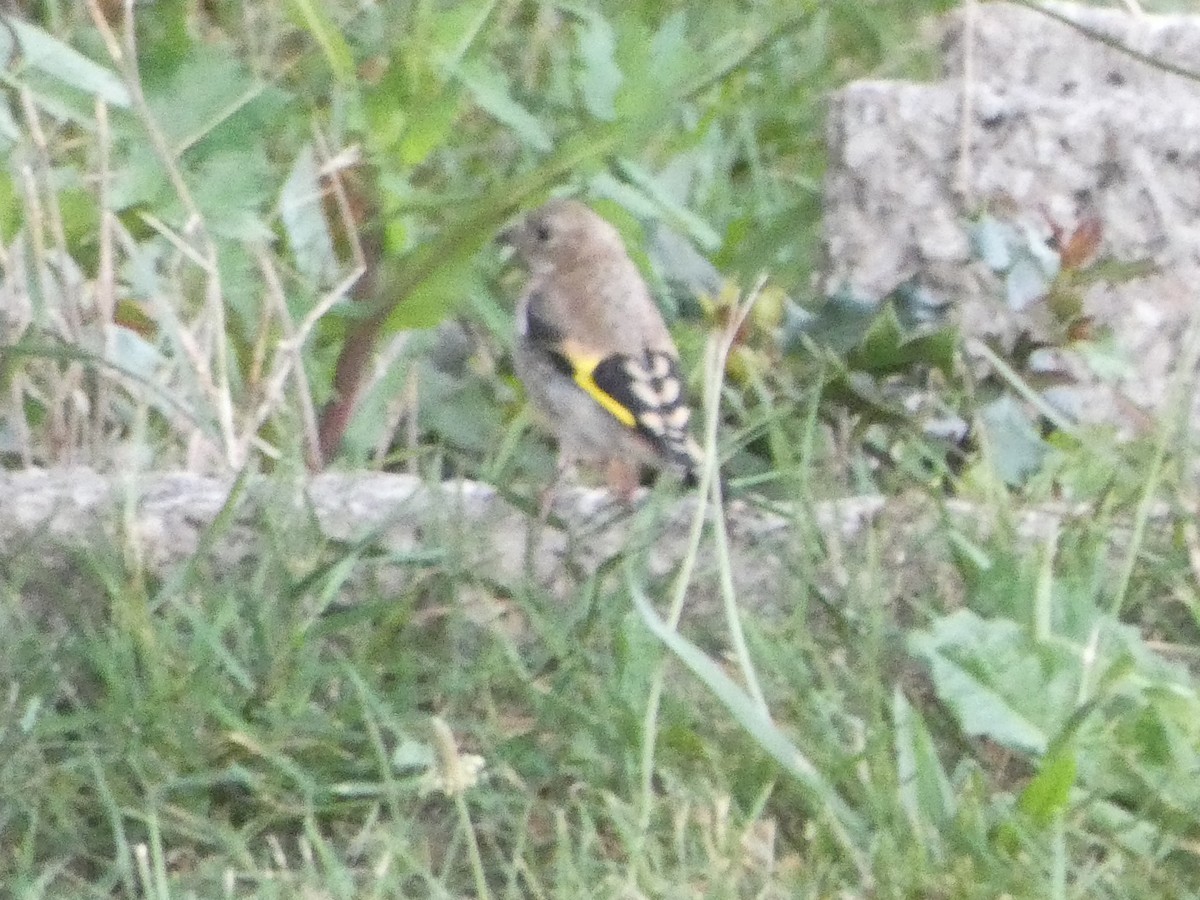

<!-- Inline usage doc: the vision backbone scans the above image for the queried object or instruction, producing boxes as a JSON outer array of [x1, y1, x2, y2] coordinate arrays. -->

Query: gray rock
[[822, 2, 1200, 434]]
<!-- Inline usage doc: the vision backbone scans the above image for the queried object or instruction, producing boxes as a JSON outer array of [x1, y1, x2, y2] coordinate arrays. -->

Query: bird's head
[[498, 199, 625, 273]]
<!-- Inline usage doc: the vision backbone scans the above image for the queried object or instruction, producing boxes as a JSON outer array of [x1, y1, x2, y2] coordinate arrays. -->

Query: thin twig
[[1111, 289, 1200, 614], [954, 0, 977, 204], [637, 278, 766, 842], [87, 0, 240, 469], [1011, 0, 1200, 84], [249, 245, 326, 469], [94, 95, 115, 458], [707, 276, 770, 716], [313, 129, 366, 273]]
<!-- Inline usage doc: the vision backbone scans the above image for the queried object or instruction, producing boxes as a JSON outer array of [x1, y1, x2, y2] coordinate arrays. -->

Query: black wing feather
[[592, 350, 699, 479]]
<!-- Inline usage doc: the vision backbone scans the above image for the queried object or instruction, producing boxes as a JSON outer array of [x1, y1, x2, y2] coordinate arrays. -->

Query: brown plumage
[[502, 199, 703, 496]]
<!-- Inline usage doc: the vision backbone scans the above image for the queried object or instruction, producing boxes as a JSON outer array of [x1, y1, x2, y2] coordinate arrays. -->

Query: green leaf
[[1018, 698, 1100, 827], [627, 568, 868, 870], [968, 214, 1015, 272], [574, 12, 622, 121], [893, 688, 955, 830], [188, 148, 275, 241], [108, 326, 166, 380], [397, 90, 462, 166], [909, 611, 1052, 756], [847, 303, 957, 378], [453, 60, 552, 151], [57, 186, 102, 269], [818, 366, 912, 431], [278, 145, 338, 287], [649, 222, 723, 299], [214, 241, 264, 331], [384, 259, 478, 331], [1005, 256, 1050, 312], [426, 0, 501, 69], [648, 11, 693, 95], [392, 739, 435, 772], [612, 159, 721, 250], [132, 0, 191, 86], [143, 47, 278, 157], [0, 170, 21, 241], [924, 646, 1047, 755], [7, 18, 130, 107], [1018, 743, 1076, 825], [109, 138, 170, 210], [0, 95, 19, 144], [287, 0, 355, 83], [789, 286, 879, 354], [849, 303, 903, 367], [979, 395, 1046, 486], [416, 366, 506, 454]]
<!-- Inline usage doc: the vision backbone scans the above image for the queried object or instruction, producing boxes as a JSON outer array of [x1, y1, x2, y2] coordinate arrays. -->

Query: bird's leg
[[604, 457, 641, 506], [537, 453, 576, 522]]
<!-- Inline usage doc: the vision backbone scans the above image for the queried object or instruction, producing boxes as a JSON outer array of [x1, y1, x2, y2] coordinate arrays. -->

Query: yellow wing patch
[[567, 352, 638, 428]]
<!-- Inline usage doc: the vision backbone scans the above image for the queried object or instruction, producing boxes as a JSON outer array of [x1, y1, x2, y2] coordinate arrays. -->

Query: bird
[[501, 198, 704, 500]]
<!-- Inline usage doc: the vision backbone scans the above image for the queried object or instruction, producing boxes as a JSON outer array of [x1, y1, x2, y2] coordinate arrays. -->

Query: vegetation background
[[1, 0, 1198, 896]]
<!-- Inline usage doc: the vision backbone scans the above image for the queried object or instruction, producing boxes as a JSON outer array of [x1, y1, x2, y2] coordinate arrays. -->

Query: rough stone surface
[[940, 2, 1200, 97], [822, 1, 1200, 433], [0, 470, 814, 632], [0, 469, 1176, 636]]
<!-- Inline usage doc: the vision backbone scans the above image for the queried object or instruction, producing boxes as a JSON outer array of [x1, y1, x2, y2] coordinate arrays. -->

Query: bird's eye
[[533, 222, 552, 242]]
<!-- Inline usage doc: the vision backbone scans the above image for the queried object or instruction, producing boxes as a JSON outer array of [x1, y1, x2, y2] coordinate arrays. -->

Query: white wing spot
[[630, 381, 661, 406], [625, 359, 651, 383], [664, 405, 691, 428], [657, 378, 681, 405], [639, 411, 665, 434]]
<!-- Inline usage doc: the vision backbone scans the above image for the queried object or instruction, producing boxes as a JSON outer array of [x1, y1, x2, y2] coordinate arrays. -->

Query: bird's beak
[[495, 224, 520, 271]]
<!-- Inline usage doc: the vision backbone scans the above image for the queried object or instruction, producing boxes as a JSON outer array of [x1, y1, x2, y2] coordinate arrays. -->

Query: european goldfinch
[[502, 199, 703, 497]]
